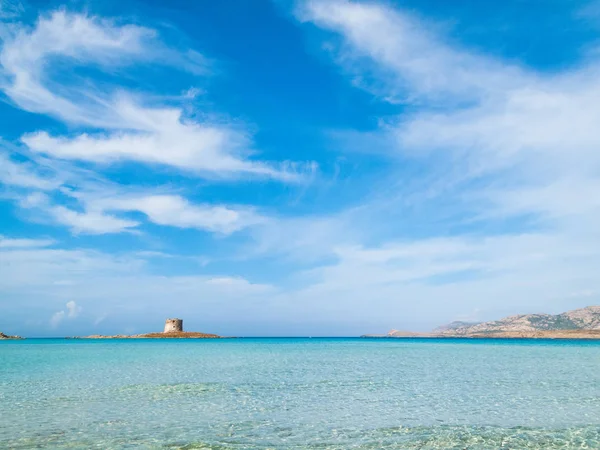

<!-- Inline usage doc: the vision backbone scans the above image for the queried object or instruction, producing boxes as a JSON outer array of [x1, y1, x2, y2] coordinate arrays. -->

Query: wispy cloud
[[0, 10, 314, 181], [0, 151, 60, 190], [0, 235, 54, 248], [48, 205, 140, 235], [0, 10, 157, 125], [14, 187, 270, 235], [0, 0, 24, 20], [298, 0, 600, 224], [21, 100, 310, 181], [0, 8, 315, 239], [92, 194, 266, 234], [297, 0, 527, 103]]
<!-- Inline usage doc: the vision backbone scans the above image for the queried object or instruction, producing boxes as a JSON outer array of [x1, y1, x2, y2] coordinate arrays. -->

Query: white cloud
[[297, 0, 527, 103], [299, 0, 600, 224], [49, 205, 140, 235], [21, 99, 310, 181], [8, 188, 141, 235], [93, 194, 265, 234], [11, 180, 267, 235], [0, 235, 54, 248], [0, 10, 156, 126], [1, 11, 313, 182], [0, 151, 60, 190], [49, 300, 82, 328], [66, 300, 81, 318], [0, 7, 309, 236]]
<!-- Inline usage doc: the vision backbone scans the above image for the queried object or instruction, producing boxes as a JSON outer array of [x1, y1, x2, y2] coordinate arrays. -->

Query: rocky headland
[[365, 306, 600, 339], [0, 332, 23, 340]]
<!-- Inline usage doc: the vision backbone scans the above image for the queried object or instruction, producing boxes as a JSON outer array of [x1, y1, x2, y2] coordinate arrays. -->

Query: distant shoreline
[[367, 306, 600, 339], [362, 330, 600, 340], [4, 335, 600, 341]]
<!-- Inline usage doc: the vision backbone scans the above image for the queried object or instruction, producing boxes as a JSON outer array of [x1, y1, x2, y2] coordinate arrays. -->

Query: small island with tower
[[84, 318, 221, 339]]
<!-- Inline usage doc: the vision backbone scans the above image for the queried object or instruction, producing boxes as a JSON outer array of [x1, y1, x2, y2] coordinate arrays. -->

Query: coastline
[[364, 306, 600, 339], [464, 330, 600, 339], [362, 330, 600, 340]]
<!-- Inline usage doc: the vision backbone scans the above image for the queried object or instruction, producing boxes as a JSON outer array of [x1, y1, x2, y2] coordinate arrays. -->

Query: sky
[[1, 0, 600, 337]]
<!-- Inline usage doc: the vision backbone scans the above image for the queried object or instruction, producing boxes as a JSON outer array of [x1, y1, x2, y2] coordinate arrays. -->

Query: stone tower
[[164, 318, 183, 333]]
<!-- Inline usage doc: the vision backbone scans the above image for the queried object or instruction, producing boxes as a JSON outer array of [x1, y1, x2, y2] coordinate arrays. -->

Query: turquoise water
[[1, 338, 599, 449]]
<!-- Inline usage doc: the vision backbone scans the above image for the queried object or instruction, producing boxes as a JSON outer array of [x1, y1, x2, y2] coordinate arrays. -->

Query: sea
[[1, 338, 599, 449]]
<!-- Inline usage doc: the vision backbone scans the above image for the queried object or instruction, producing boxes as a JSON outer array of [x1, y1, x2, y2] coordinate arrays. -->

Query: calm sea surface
[[1, 338, 599, 449]]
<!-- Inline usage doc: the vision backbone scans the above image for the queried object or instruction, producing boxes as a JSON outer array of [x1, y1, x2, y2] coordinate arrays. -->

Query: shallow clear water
[[1, 338, 599, 449]]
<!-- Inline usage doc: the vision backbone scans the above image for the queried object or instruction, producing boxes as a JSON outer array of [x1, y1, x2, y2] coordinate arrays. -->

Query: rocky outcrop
[[84, 331, 221, 339], [0, 332, 23, 340], [435, 306, 600, 337], [82, 318, 221, 339]]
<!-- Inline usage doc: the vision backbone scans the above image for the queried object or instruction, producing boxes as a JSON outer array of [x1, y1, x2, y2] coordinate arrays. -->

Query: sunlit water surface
[[1, 338, 599, 449]]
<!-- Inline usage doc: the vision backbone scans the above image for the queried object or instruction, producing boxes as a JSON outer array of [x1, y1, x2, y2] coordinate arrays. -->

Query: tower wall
[[164, 318, 183, 333]]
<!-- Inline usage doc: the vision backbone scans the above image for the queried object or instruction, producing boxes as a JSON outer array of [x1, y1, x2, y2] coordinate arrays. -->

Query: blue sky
[[1, 0, 600, 337]]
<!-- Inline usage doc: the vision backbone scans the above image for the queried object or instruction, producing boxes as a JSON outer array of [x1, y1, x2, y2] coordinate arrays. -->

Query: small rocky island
[[0, 332, 23, 340], [364, 306, 600, 339], [84, 318, 221, 339]]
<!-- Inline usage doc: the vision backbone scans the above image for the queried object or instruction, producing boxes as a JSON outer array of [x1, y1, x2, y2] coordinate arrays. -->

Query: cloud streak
[[0, 8, 315, 241], [21, 100, 310, 181], [297, 0, 528, 103], [1, 10, 313, 182], [0, 10, 157, 126]]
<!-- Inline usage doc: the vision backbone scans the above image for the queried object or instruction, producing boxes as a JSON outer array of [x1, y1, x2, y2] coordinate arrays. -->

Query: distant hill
[[367, 306, 600, 339], [435, 306, 600, 337], [431, 321, 480, 334], [386, 329, 429, 337]]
